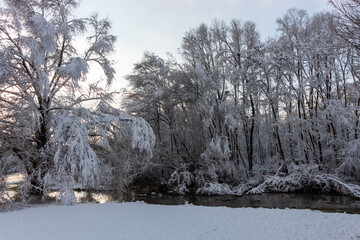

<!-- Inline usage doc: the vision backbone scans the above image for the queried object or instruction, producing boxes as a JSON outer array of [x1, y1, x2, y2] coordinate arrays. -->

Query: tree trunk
[[30, 101, 50, 195]]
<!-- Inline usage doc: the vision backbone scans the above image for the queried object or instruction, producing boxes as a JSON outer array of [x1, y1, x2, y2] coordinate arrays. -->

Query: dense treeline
[[1, 0, 360, 205], [125, 1, 360, 196]]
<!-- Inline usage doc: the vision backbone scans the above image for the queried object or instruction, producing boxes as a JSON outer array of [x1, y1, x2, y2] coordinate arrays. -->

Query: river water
[[2, 173, 360, 214], [72, 190, 360, 214]]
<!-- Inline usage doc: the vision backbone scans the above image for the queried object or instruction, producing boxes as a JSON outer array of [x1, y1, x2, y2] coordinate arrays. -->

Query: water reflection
[[75, 191, 115, 204], [0, 190, 18, 202], [4, 173, 26, 189], [1, 173, 26, 203]]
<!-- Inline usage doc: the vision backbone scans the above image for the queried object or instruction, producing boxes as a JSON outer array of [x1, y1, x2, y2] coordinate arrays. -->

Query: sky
[[75, 0, 332, 90]]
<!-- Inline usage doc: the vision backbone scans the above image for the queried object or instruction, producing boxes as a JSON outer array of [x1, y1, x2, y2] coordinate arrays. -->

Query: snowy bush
[[168, 161, 360, 198], [168, 137, 245, 195], [247, 165, 360, 198], [201, 137, 243, 184], [168, 168, 193, 194], [336, 139, 360, 181], [196, 182, 233, 195]]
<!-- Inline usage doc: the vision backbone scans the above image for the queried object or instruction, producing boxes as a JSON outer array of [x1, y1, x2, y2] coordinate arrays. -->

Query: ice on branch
[[89, 39, 113, 54], [27, 14, 56, 52], [93, 102, 155, 157], [58, 57, 89, 80]]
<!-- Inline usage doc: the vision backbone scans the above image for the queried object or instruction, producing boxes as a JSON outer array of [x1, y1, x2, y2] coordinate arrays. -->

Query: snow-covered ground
[[0, 202, 359, 240]]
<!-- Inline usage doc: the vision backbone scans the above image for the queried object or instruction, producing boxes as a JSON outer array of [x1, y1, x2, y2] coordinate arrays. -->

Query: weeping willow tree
[[0, 0, 155, 204]]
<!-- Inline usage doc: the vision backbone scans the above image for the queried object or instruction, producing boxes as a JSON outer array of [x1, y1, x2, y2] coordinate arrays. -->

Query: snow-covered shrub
[[336, 139, 360, 181], [247, 164, 360, 198], [168, 168, 193, 194], [200, 137, 243, 184], [168, 136, 246, 195], [168, 160, 360, 198], [196, 182, 233, 195]]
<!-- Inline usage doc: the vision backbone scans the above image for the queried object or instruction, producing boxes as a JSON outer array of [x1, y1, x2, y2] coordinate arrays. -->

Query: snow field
[[0, 202, 359, 240]]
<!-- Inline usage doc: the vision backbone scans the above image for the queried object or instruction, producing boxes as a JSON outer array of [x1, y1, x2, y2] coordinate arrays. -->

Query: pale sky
[[75, 0, 331, 90]]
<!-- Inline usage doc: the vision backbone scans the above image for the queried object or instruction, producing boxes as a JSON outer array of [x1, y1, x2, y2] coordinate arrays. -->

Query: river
[[2, 173, 360, 214], [72, 190, 360, 214]]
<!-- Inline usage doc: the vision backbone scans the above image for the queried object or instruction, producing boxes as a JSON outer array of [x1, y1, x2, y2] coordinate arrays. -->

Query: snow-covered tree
[[126, 7, 360, 196], [0, 0, 155, 204]]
